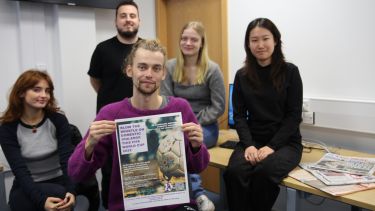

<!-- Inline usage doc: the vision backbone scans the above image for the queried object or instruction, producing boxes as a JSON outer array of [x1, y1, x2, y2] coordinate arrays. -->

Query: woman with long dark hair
[[0, 70, 76, 211], [223, 18, 303, 211]]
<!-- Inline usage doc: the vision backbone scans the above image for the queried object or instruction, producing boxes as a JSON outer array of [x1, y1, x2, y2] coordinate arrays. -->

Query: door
[[155, 0, 229, 129]]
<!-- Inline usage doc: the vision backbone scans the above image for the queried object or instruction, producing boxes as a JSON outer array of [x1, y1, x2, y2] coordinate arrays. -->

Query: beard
[[117, 27, 138, 39], [136, 82, 158, 96]]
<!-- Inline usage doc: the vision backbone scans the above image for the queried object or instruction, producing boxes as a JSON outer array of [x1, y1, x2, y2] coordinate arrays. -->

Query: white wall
[[1, 0, 374, 210], [0, 0, 156, 135], [228, 1, 375, 210], [0, 1, 22, 111], [228, 0, 375, 152], [1, 0, 373, 153], [228, 0, 375, 101], [56, 6, 97, 133]]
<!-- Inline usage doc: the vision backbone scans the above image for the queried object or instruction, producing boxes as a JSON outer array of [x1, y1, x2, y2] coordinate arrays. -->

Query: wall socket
[[302, 111, 315, 125], [303, 99, 311, 112]]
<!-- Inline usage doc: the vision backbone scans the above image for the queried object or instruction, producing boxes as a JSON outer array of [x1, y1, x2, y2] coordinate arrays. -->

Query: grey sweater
[[161, 58, 225, 125]]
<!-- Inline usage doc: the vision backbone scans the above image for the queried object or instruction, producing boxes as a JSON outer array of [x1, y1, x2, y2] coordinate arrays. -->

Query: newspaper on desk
[[300, 163, 375, 186], [288, 167, 375, 196], [307, 153, 375, 176]]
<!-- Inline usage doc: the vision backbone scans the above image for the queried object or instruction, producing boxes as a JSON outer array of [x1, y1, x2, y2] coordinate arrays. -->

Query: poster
[[115, 112, 189, 210]]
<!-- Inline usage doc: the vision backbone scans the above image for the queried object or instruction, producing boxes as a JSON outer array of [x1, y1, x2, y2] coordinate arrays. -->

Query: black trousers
[[100, 155, 112, 209], [223, 142, 302, 211], [173, 203, 198, 211], [9, 177, 67, 211]]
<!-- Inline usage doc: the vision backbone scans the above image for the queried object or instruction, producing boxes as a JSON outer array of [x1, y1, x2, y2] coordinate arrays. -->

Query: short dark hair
[[116, 0, 139, 17]]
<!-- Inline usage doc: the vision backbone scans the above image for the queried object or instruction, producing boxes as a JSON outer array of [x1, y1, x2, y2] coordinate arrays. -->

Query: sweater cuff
[[189, 142, 201, 154]]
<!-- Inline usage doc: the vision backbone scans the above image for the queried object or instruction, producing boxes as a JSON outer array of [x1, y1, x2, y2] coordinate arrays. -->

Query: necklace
[[20, 116, 44, 134], [31, 125, 37, 133]]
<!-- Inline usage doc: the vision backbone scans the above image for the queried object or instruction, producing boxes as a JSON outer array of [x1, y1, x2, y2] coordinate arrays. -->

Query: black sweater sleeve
[[0, 122, 48, 209], [267, 65, 303, 149], [50, 112, 76, 194]]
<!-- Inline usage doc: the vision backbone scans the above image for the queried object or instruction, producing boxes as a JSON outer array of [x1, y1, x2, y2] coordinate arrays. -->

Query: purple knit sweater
[[68, 97, 210, 211]]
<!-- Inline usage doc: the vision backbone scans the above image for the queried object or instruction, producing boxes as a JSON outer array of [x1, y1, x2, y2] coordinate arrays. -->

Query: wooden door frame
[[155, 0, 229, 129]]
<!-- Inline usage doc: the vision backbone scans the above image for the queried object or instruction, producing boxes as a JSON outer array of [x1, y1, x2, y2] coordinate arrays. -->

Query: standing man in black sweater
[[87, 0, 142, 209]]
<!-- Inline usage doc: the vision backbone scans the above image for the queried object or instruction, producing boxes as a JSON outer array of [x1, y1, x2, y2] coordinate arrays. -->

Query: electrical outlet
[[302, 111, 315, 125], [302, 99, 311, 112]]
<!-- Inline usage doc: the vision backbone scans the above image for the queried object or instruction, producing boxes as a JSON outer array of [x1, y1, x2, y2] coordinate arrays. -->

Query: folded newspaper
[[308, 153, 375, 176], [300, 163, 375, 186], [288, 168, 375, 196]]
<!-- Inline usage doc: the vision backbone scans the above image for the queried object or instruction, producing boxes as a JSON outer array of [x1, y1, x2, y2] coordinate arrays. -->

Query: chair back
[[69, 124, 82, 146]]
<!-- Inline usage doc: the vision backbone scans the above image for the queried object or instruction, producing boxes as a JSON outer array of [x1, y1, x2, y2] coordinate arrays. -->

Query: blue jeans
[[190, 123, 219, 198]]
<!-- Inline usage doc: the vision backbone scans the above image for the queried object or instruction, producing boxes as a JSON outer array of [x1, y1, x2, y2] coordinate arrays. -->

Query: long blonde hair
[[174, 21, 209, 84]]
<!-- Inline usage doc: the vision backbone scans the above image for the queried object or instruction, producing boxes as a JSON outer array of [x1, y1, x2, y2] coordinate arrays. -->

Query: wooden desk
[[283, 147, 375, 211], [201, 130, 238, 194], [201, 130, 375, 211]]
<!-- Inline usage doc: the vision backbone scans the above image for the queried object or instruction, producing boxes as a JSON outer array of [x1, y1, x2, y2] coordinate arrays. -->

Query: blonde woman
[[161, 21, 225, 211]]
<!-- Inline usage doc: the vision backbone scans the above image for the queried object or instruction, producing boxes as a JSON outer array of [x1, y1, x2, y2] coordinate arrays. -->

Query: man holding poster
[[68, 39, 209, 211]]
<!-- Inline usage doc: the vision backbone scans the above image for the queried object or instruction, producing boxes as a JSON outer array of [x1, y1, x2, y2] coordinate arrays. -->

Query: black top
[[233, 62, 303, 150], [0, 112, 75, 209], [88, 36, 141, 113]]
